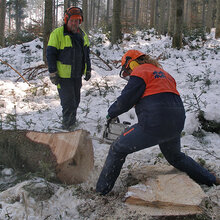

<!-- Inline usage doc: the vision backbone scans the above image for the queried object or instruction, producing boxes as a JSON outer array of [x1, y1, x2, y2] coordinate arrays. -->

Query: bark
[[0, 129, 94, 184], [0, 0, 6, 47]]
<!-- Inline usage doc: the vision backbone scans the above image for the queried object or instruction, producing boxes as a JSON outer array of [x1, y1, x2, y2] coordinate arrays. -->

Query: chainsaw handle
[[106, 116, 120, 128]]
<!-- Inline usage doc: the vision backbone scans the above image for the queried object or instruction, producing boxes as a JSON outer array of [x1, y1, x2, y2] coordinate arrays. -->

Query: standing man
[[96, 50, 220, 195], [47, 6, 91, 130]]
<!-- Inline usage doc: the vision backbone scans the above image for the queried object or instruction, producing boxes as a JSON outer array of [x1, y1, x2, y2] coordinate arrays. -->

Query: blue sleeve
[[108, 76, 146, 118], [46, 46, 58, 73], [86, 46, 91, 71]]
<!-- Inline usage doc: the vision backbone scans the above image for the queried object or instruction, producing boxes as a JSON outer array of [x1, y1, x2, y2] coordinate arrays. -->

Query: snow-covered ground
[[0, 29, 220, 219]]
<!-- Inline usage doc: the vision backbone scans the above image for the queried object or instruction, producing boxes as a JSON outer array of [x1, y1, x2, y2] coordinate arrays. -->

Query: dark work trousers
[[96, 106, 216, 195], [58, 78, 82, 128]]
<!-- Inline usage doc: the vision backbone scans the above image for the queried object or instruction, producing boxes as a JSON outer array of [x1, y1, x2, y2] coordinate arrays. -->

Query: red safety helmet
[[64, 6, 83, 24], [119, 50, 145, 78]]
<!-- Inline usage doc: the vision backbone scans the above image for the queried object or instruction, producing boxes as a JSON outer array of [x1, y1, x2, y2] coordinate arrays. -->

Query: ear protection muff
[[64, 6, 83, 24], [129, 61, 139, 70], [119, 56, 131, 78]]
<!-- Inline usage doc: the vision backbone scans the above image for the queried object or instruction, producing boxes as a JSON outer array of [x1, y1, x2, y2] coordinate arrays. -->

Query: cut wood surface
[[125, 165, 207, 216], [0, 129, 94, 184]]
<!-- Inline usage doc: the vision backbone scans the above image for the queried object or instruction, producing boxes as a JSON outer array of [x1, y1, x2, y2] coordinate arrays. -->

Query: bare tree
[[82, 0, 88, 32], [135, 0, 140, 26], [111, 0, 121, 44], [96, 0, 101, 26], [0, 0, 6, 47], [172, 0, 184, 49], [168, 0, 176, 36], [150, 0, 155, 28], [206, 0, 215, 33], [106, 0, 110, 25], [43, 0, 53, 63]]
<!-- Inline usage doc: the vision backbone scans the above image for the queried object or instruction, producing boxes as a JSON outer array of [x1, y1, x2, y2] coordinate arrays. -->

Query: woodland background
[[0, 0, 220, 53]]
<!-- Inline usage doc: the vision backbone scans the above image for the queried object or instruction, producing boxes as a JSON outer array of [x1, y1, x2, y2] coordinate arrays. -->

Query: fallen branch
[[0, 58, 31, 86], [16, 64, 48, 81], [90, 50, 112, 70]]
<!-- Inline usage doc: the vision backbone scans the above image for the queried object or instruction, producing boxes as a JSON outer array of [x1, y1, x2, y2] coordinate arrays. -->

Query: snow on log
[[0, 129, 94, 184]]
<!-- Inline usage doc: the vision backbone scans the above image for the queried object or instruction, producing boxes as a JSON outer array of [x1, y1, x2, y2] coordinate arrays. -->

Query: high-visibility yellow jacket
[[46, 25, 91, 78]]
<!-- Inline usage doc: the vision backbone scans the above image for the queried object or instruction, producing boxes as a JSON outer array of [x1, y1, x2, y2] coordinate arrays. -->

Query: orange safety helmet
[[64, 6, 83, 24], [120, 50, 145, 78]]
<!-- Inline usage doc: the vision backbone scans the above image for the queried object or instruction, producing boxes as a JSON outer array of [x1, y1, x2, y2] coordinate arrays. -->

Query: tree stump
[[0, 129, 94, 184]]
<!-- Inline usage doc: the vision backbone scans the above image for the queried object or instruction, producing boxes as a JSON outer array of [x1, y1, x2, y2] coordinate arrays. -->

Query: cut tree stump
[[125, 165, 207, 216], [0, 129, 94, 184]]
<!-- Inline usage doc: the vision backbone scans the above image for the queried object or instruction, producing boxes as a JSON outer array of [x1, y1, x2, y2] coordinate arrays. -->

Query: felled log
[[125, 165, 206, 216], [0, 129, 94, 184]]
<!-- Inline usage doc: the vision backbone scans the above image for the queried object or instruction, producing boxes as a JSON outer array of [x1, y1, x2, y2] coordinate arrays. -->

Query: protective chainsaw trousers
[[58, 78, 82, 128], [96, 112, 216, 195]]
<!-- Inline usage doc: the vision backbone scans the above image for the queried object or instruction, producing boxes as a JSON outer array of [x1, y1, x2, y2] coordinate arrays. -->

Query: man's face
[[67, 17, 80, 33]]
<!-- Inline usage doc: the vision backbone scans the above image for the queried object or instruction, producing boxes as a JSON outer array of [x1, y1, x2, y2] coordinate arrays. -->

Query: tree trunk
[[15, 0, 20, 36], [172, 0, 184, 49], [206, 0, 214, 33], [0, 129, 94, 184], [168, 0, 176, 37], [216, 0, 220, 38], [0, 0, 6, 47], [154, 0, 159, 32], [158, 0, 166, 35], [92, 0, 96, 28], [150, 0, 155, 28], [111, 0, 121, 44], [82, 0, 88, 32], [106, 0, 110, 25], [64, 0, 69, 12], [96, 0, 101, 26], [43, 0, 53, 63], [135, 0, 140, 26]]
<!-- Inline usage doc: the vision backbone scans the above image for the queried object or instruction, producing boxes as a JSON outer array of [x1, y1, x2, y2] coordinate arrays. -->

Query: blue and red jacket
[[108, 64, 185, 130]]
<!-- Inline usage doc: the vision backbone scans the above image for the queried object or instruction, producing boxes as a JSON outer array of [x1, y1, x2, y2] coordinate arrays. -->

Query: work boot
[[211, 172, 220, 186]]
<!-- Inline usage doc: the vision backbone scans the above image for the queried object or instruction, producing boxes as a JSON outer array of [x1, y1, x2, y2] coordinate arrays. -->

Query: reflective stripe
[[47, 26, 89, 78], [123, 127, 134, 136]]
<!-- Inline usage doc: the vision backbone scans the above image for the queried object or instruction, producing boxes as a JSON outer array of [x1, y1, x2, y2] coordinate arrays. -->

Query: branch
[[0, 58, 31, 86], [90, 50, 112, 70], [17, 64, 48, 81]]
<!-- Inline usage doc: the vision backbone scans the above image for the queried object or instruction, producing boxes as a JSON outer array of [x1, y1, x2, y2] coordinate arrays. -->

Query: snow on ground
[[0, 29, 220, 219]]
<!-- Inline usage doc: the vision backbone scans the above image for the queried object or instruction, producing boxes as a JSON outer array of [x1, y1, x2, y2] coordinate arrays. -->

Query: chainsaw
[[102, 117, 131, 144], [52, 117, 131, 145]]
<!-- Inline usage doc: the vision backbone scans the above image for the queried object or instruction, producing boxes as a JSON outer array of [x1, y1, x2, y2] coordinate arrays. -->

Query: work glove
[[49, 71, 59, 85], [84, 71, 91, 81]]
